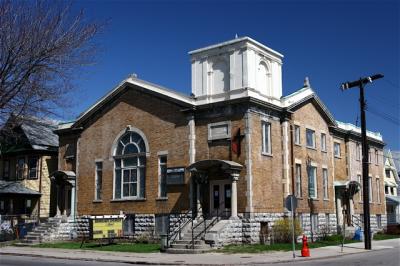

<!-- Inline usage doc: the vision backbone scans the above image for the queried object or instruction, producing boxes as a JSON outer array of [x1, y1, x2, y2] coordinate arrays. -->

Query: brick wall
[[75, 89, 191, 216]]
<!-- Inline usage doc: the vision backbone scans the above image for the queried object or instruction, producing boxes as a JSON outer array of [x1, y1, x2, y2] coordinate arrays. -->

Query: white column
[[196, 183, 201, 216], [69, 180, 76, 220], [230, 173, 239, 219], [56, 184, 61, 216]]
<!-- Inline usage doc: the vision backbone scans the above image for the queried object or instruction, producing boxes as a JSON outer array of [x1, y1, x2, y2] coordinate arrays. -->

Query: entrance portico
[[50, 171, 76, 219], [188, 160, 242, 219]]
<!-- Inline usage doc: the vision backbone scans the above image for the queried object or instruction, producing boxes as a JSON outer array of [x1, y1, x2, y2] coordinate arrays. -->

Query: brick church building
[[54, 37, 386, 247]]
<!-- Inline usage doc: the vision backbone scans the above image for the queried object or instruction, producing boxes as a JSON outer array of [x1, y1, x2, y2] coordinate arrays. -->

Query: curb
[[0, 244, 395, 265]]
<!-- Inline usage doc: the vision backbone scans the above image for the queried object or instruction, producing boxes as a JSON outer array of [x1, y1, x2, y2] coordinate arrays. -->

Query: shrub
[[272, 218, 302, 243]]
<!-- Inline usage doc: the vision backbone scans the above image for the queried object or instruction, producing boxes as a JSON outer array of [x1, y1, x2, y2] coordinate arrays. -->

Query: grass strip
[[32, 242, 160, 253]]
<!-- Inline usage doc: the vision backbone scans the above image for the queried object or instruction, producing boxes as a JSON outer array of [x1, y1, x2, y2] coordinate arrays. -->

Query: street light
[[340, 73, 384, 250]]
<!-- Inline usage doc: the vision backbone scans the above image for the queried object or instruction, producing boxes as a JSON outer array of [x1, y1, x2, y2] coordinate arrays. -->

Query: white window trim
[[295, 163, 302, 198], [308, 165, 318, 199], [207, 121, 231, 141], [158, 155, 168, 199], [334, 142, 341, 158], [322, 168, 328, 200], [294, 124, 301, 146], [261, 121, 272, 155], [305, 128, 316, 149], [94, 159, 103, 201], [321, 133, 327, 152]]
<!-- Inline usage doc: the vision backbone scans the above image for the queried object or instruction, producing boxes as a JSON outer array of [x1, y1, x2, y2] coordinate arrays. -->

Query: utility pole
[[340, 74, 383, 250]]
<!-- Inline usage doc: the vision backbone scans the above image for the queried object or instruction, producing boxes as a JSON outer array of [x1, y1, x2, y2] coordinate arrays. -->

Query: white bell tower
[[189, 37, 283, 105]]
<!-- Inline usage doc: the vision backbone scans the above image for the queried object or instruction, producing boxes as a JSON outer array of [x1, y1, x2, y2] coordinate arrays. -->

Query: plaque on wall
[[166, 167, 185, 185]]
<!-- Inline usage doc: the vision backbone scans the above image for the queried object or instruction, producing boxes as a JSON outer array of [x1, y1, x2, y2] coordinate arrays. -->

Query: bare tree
[[0, 0, 101, 128]]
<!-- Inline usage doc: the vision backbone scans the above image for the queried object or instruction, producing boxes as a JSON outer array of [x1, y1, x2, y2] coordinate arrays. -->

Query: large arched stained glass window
[[114, 131, 146, 199]]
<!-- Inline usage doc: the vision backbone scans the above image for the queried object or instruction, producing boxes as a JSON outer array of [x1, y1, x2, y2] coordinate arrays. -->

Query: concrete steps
[[166, 217, 215, 254]]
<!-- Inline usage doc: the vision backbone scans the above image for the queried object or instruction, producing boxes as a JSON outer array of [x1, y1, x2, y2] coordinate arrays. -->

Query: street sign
[[285, 195, 298, 211]]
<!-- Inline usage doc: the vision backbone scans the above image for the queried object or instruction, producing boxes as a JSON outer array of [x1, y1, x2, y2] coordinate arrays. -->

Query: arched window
[[212, 60, 229, 94], [257, 61, 271, 96], [114, 131, 146, 199]]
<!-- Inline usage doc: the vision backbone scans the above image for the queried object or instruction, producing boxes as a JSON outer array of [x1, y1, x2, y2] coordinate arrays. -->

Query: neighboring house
[[384, 150, 400, 226], [0, 117, 58, 222], [54, 37, 386, 246]]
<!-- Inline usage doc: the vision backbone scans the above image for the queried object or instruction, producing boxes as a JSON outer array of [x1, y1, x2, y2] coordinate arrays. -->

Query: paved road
[[0, 255, 146, 266], [274, 247, 400, 266], [1, 247, 399, 266]]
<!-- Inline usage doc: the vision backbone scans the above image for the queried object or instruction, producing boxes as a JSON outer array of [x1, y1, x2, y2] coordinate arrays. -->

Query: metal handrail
[[167, 209, 193, 246], [190, 200, 230, 249], [351, 215, 364, 229]]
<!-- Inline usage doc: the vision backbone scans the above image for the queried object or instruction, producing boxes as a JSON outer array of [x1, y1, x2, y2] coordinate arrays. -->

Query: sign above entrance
[[166, 167, 185, 185]]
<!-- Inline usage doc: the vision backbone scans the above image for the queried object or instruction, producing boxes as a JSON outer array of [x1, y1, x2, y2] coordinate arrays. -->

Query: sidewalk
[[0, 239, 398, 265]]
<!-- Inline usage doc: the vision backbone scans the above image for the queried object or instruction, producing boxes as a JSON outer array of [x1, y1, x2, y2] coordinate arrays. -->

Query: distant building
[[54, 37, 386, 249], [0, 117, 58, 221], [384, 150, 400, 226]]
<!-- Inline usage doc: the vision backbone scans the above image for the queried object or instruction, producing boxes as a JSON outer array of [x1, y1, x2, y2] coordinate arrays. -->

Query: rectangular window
[[325, 213, 330, 232], [295, 164, 302, 197], [385, 186, 389, 195], [294, 125, 301, 145], [95, 162, 102, 200], [385, 169, 390, 178], [306, 129, 315, 148], [16, 157, 25, 180], [356, 143, 361, 161], [368, 150, 371, 163], [375, 149, 379, 165], [323, 168, 328, 199], [358, 174, 363, 202], [2, 160, 9, 180], [159, 155, 167, 198], [321, 133, 326, 152], [311, 213, 319, 233], [28, 157, 38, 179], [308, 166, 317, 198], [123, 169, 138, 197], [262, 122, 272, 154], [376, 178, 380, 203], [377, 214, 382, 228], [369, 176, 373, 203], [334, 142, 341, 158]]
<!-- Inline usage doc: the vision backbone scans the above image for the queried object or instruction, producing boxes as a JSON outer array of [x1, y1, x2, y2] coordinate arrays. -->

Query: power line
[[368, 96, 400, 110], [366, 105, 400, 126]]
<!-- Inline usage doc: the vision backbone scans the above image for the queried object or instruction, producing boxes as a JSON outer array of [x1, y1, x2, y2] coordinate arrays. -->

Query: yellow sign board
[[91, 217, 123, 239]]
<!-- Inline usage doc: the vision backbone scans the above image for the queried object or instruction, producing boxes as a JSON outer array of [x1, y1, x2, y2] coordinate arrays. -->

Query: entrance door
[[210, 180, 231, 217]]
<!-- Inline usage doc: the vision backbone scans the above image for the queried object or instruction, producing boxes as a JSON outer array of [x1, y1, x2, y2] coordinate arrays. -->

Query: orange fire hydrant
[[301, 234, 310, 257]]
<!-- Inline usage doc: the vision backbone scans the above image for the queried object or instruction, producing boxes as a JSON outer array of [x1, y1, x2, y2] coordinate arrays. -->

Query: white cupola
[[189, 36, 283, 105]]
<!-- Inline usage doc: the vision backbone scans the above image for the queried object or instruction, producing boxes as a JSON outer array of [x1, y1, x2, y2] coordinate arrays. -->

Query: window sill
[[308, 197, 318, 201], [111, 198, 146, 202], [92, 200, 103, 203], [156, 197, 168, 201], [294, 143, 302, 147], [261, 152, 273, 157], [334, 156, 341, 159], [321, 150, 327, 153], [323, 198, 329, 201], [306, 146, 317, 151]]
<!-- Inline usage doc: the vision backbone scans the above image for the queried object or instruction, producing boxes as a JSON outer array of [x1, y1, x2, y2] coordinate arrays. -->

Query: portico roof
[[386, 195, 400, 205], [51, 170, 76, 180], [187, 159, 243, 172]]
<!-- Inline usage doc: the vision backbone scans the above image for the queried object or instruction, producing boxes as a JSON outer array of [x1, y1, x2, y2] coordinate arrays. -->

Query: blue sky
[[68, 0, 399, 150]]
